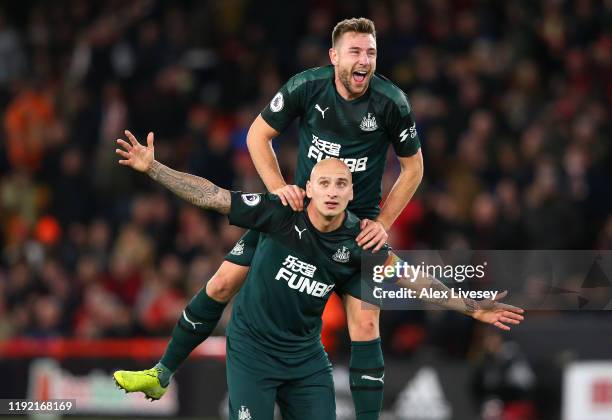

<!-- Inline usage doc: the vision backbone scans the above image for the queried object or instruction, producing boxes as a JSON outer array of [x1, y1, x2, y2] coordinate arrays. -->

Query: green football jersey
[[226, 191, 387, 359], [261, 65, 421, 219]]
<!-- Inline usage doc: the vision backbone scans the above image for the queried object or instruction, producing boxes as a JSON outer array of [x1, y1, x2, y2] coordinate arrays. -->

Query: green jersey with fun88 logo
[[226, 191, 387, 361], [261, 65, 421, 219]]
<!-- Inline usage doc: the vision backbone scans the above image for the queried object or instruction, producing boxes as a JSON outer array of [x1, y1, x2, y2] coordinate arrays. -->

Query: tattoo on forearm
[[426, 278, 479, 314], [146, 160, 231, 214], [389, 252, 484, 315], [427, 280, 451, 305], [463, 298, 477, 314]]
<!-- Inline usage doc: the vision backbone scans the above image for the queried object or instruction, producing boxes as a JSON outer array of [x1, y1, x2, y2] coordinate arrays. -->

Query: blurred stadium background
[[0, 0, 610, 419]]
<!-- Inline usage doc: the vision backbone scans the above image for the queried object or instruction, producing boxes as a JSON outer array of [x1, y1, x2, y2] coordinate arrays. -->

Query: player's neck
[[306, 204, 345, 232]]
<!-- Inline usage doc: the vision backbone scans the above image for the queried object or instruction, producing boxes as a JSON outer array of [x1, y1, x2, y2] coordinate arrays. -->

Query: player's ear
[[348, 185, 354, 202], [306, 181, 313, 198], [329, 47, 338, 66]]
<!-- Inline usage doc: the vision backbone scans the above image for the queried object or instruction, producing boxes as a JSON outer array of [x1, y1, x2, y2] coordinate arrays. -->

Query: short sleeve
[[228, 192, 292, 233], [260, 74, 307, 133], [386, 94, 421, 157]]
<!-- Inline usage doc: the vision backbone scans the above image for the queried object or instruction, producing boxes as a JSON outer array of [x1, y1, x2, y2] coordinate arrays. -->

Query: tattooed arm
[[116, 130, 231, 214], [147, 161, 231, 214], [394, 263, 477, 314], [383, 253, 524, 330]]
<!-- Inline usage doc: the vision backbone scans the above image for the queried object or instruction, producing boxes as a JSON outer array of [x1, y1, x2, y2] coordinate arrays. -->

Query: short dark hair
[[331, 18, 376, 47]]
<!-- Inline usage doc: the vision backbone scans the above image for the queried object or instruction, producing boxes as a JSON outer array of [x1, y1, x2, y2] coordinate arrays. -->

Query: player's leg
[[156, 230, 260, 380], [156, 261, 248, 379], [344, 294, 384, 420], [277, 366, 336, 420], [227, 337, 277, 420], [209, 229, 261, 300], [114, 231, 259, 397], [113, 261, 248, 398]]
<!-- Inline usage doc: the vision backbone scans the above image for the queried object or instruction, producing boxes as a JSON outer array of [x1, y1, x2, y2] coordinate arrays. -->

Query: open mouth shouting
[[352, 70, 369, 84]]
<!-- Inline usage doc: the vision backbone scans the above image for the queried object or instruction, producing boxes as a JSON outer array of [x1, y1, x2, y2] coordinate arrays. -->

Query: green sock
[[158, 288, 227, 382], [349, 338, 385, 420]]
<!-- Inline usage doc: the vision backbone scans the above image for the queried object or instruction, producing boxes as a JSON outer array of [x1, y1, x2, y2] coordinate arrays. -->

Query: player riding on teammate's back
[[114, 18, 425, 420], [109, 17, 526, 420], [112, 131, 524, 418]]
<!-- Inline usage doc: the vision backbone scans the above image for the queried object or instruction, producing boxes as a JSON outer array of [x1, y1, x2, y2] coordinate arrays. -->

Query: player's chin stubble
[[339, 68, 368, 97], [339, 69, 358, 96]]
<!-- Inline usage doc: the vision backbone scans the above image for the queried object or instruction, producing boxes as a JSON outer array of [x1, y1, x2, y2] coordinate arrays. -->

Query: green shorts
[[224, 229, 260, 266], [226, 336, 336, 420]]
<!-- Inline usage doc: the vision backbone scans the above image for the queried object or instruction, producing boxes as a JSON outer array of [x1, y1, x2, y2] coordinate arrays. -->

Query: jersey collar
[[303, 209, 348, 236]]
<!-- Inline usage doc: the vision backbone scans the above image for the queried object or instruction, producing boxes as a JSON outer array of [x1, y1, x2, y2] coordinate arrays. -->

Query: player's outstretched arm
[[386, 253, 525, 331], [116, 130, 231, 214], [400, 274, 525, 331], [469, 291, 525, 331]]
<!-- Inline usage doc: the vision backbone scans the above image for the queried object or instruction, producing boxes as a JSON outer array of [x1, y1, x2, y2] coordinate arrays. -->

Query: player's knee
[[206, 266, 248, 302], [350, 312, 380, 341], [206, 274, 239, 302]]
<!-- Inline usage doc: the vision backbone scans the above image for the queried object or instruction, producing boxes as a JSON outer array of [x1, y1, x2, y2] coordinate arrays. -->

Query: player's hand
[[116, 130, 155, 172], [471, 291, 525, 331], [356, 219, 388, 252], [272, 185, 306, 211]]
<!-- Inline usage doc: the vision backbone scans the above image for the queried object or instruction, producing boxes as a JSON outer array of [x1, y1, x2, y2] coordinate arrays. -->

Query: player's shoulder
[[335, 210, 363, 243], [286, 66, 334, 93], [370, 73, 412, 116], [321, 210, 361, 241], [263, 193, 295, 212], [261, 193, 301, 228], [343, 210, 362, 232], [343, 210, 391, 252]]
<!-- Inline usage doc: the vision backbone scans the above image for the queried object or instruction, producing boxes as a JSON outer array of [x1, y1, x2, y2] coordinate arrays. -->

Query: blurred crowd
[[0, 0, 610, 362]]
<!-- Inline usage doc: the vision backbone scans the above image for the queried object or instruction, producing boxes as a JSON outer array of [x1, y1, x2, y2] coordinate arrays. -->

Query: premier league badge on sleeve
[[270, 92, 284, 112], [241, 193, 262, 206]]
